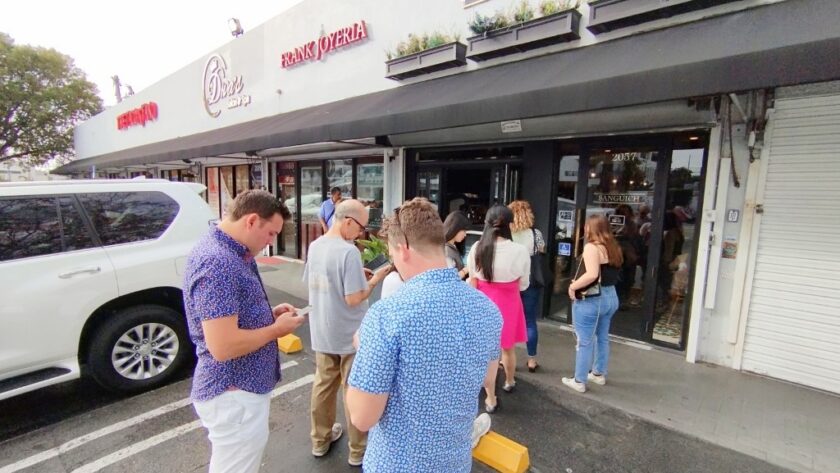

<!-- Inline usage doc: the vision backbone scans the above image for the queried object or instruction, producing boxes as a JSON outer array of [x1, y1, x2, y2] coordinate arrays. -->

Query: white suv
[[0, 179, 215, 400]]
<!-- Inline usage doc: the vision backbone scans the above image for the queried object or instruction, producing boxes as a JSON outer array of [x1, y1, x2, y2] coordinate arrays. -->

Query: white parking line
[[70, 374, 315, 473], [0, 361, 300, 473]]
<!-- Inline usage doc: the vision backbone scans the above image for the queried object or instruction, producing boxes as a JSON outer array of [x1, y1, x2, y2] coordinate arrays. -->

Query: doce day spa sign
[[281, 21, 368, 68]]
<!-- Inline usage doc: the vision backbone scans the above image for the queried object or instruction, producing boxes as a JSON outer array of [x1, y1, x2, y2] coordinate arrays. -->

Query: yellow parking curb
[[277, 334, 303, 354], [472, 431, 530, 473]]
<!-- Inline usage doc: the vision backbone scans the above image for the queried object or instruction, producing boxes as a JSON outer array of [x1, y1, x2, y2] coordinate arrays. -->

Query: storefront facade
[[60, 0, 840, 392]]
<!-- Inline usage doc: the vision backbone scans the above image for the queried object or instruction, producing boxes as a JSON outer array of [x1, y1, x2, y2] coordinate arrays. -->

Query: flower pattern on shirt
[[349, 268, 502, 473], [183, 225, 280, 402]]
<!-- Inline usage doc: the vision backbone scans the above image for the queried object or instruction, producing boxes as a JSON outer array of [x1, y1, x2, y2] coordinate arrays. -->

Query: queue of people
[[183, 189, 624, 472]]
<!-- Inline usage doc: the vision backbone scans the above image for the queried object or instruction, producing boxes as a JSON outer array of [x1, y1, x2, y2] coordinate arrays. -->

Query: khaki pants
[[310, 352, 367, 457]]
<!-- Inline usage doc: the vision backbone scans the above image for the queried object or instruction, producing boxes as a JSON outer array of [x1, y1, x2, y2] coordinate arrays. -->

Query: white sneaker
[[562, 376, 586, 393], [312, 423, 343, 457], [588, 372, 607, 385], [471, 413, 492, 449]]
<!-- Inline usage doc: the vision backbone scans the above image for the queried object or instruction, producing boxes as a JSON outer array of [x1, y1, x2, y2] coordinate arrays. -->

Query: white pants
[[194, 390, 271, 473]]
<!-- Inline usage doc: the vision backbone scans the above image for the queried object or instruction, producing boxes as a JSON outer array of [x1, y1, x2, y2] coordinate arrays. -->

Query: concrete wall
[[694, 124, 752, 366]]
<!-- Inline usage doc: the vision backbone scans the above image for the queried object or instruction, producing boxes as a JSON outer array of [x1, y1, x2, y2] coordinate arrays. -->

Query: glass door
[[299, 163, 323, 260], [581, 146, 666, 340], [547, 154, 583, 322], [276, 162, 298, 258]]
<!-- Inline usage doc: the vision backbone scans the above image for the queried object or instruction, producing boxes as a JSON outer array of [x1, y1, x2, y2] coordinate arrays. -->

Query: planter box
[[587, 0, 741, 34], [466, 10, 582, 62], [385, 42, 467, 81]]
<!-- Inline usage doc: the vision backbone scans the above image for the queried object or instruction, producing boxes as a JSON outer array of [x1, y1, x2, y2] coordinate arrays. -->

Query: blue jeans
[[520, 286, 541, 357], [572, 285, 619, 383]]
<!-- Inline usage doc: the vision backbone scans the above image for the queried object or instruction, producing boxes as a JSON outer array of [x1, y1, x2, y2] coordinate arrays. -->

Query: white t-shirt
[[467, 238, 530, 291], [511, 228, 546, 256], [380, 271, 404, 299]]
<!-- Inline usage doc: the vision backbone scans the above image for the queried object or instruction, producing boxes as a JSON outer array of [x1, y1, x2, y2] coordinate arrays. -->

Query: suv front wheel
[[88, 305, 191, 392]]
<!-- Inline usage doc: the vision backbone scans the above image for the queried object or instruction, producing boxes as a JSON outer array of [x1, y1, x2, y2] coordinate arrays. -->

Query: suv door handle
[[58, 267, 102, 279]]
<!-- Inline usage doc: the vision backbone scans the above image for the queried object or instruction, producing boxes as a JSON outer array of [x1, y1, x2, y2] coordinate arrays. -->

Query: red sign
[[117, 102, 158, 130], [281, 21, 368, 68]]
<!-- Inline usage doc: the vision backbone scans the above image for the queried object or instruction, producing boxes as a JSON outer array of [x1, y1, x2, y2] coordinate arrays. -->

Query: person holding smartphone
[[562, 214, 623, 393], [184, 190, 306, 473], [304, 199, 390, 467]]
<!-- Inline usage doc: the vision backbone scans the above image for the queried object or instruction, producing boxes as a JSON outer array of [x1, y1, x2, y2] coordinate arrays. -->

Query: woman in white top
[[509, 200, 546, 373], [468, 205, 530, 413]]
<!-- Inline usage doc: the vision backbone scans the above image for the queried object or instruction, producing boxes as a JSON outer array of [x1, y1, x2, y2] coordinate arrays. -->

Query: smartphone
[[364, 254, 390, 272]]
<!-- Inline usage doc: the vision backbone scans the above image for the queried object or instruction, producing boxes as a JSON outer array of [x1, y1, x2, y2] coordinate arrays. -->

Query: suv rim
[[111, 323, 180, 380]]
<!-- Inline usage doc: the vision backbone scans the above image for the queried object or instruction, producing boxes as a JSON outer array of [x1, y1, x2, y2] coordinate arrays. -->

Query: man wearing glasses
[[303, 199, 390, 467]]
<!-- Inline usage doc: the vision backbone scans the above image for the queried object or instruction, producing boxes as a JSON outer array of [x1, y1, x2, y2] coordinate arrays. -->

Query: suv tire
[[88, 305, 191, 393]]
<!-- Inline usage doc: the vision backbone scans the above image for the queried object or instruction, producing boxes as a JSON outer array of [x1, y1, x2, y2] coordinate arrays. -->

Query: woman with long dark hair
[[468, 205, 530, 412], [562, 214, 623, 393], [443, 211, 471, 280]]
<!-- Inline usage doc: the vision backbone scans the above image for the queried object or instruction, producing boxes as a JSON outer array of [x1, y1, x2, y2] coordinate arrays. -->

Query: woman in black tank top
[[562, 215, 623, 393]]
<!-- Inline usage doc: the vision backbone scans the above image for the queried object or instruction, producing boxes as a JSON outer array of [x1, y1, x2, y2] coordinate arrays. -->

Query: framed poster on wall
[[235, 165, 250, 195], [206, 167, 221, 219], [220, 167, 234, 217]]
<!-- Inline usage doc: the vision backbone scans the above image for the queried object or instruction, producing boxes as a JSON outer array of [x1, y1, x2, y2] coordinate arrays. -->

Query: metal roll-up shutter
[[741, 92, 840, 394]]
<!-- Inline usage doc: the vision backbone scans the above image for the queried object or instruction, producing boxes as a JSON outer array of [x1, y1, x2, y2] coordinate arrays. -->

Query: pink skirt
[[477, 279, 527, 350]]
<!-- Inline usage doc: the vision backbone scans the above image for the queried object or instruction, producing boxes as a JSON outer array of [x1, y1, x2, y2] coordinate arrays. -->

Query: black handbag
[[529, 228, 545, 288], [573, 257, 601, 300]]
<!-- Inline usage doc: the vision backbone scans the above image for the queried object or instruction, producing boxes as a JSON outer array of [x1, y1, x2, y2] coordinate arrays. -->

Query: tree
[[0, 33, 102, 168]]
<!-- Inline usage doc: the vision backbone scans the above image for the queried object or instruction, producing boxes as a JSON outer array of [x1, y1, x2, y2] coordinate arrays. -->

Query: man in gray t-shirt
[[303, 199, 390, 466]]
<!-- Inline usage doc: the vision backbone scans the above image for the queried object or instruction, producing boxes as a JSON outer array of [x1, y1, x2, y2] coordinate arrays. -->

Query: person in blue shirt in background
[[346, 198, 502, 472], [318, 186, 343, 233]]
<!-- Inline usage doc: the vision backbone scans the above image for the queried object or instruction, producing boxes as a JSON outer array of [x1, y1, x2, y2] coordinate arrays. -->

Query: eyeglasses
[[392, 207, 410, 250], [345, 216, 366, 233]]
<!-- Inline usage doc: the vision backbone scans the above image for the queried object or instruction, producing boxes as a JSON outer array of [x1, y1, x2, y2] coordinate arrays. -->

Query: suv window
[[0, 197, 63, 261], [58, 196, 98, 252], [78, 192, 180, 245]]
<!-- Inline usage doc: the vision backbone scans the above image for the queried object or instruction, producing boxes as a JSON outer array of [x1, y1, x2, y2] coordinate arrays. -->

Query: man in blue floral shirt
[[184, 190, 306, 473], [347, 198, 502, 472]]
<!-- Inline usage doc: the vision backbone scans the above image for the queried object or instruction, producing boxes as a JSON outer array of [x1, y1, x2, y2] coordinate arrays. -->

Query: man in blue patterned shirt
[[347, 198, 502, 472], [184, 190, 306, 473]]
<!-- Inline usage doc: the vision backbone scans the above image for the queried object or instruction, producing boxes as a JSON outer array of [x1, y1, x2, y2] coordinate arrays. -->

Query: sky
[[1, 0, 304, 106]]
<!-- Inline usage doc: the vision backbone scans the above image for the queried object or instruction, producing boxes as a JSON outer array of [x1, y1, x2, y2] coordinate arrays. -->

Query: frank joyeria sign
[[281, 21, 368, 68], [202, 54, 252, 118]]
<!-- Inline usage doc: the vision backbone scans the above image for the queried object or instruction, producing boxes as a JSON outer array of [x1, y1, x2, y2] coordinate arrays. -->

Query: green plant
[[514, 0, 536, 23], [468, 11, 513, 35], [358, 235, 389, 264], [540, 0, 578, 16], [388, 31, 459, 60]]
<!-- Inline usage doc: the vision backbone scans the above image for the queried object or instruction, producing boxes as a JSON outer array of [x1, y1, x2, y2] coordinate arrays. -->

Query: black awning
[[57, 0, 840, 173]]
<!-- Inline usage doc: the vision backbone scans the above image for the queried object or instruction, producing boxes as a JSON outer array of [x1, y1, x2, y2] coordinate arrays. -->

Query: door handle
[[58, 267, 101, 279]]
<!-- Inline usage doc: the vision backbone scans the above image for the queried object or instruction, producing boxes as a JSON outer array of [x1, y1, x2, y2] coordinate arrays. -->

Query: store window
[[219, 167, 234, 216], [327, 159, 353, 195], [356, 157, 384, 230], [235, 165, 250, 196]]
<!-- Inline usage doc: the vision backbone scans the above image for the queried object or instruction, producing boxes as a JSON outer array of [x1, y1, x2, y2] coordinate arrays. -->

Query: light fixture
[[612, 178, 618, 184], [590, 172, 597, 178], [689, 136, 699, 141], [228, 18, 244, 37], [604, 149, 612, 153], [630, 180, 635, 185]]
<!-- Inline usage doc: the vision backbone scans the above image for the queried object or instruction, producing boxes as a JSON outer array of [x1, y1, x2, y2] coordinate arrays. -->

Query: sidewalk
[[517, 323, 839, 473], [258, 258, 839, 473]]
